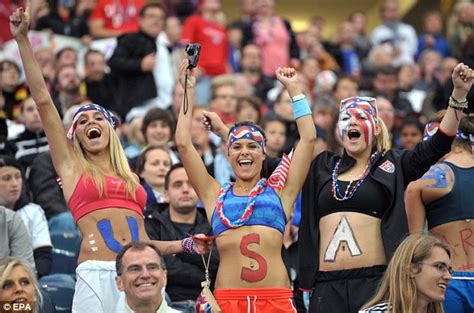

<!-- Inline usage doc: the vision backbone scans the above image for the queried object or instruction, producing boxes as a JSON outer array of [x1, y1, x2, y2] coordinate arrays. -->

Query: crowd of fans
[[0, 0, 473, 312]]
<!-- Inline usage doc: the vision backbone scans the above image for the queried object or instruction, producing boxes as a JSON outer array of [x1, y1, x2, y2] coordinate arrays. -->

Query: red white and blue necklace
[[216, 178, 267, 229], [331, 152, 379, 201]]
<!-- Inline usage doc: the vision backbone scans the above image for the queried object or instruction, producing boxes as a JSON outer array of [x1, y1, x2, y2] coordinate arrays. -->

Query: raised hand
[[452, 63, 474, 94], [202, 110, 229, 140], [178, 59, 196, 89], [9, 1, 30, 38], [275, 67, 301, 97]]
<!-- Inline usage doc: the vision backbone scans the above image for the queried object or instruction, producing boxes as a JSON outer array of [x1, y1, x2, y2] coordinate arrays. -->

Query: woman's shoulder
[[358, 302, 391, 313]]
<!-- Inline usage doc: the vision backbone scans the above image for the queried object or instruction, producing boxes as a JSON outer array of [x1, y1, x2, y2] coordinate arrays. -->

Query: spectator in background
[[416, 11, 449, 60], [54, 47, 78, 69], [137, 146, 172, 207], [272, 88, 298, 154], [371, 0, 417, 66], [108, 2, 167, 122], [300, 56, 320, 96], [329, 21, 363, 78], [181, 0, 229, 105], [448, 1, 474, 60], [246, 0, 300, 76], [349, 11, 371, 59], [261, 116, 286, 158], [0, 207, 34, 269], [209, 75, 238, 126], [417, 49, 442, 90], [240, 44, 275, 103], [359, 234, 452, 313], [190, 107, 217, 176], [52, 65, 82, 115], [371, 65, 413, 122], [8, 97, 49, 171], [0, 257, 42, 312], [82, 50, 116, 110], [89, 0, 144, 38], [115, 241, 180, 313], [34, 48, 55, 91], [235, 95, 262, 124], [145, 164, 219, 313], [395, 118, 424, 150], [35, 0, 93, 43], [0, 155, 52, 278], [227, 22, 243, 73], [0, 60, 28, 122], [376, 96, 395, 147], [332, 76, 359, 103]]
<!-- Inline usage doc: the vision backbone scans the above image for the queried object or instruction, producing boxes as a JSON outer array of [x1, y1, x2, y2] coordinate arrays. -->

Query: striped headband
[[423, 122, 474, 142], [227, 125, 265, 151], [66, 104, 119, 140], [340, 96, 378, 122]]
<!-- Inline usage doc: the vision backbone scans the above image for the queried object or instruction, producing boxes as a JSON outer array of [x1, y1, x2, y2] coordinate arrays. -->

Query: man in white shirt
[[115, 241, 180, 313]]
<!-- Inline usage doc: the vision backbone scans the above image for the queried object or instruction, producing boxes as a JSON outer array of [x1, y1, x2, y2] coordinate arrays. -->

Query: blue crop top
[[425, 161, 474, 229], [211, 185, 287, 236]]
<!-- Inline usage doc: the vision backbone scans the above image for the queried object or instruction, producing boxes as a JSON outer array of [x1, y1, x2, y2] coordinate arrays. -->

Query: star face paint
[[338, 97, 378, 147]]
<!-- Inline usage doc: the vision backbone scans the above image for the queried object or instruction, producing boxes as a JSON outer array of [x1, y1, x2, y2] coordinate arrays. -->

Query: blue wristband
[[292, 96, 311, 120]]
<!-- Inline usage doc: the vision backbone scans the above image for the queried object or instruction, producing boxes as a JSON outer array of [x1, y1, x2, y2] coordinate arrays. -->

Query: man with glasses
[[115, 241, 180, 313], [209, 74, 238, 126]]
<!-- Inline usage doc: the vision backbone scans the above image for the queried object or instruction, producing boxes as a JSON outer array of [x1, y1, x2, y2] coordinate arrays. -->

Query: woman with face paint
[[298, 63, 473, 313], [10, 5, 209, 313], [175, 58, 316, 312], [405, 112, 474, 313]]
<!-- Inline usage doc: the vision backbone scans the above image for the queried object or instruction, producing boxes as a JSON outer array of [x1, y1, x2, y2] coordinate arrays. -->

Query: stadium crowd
[[0, 0, 473, 312]]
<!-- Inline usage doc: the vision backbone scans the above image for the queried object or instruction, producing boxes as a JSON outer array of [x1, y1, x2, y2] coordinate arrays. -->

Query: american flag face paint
[[227, 125, 265, 152], [338, 97, 378, 147]]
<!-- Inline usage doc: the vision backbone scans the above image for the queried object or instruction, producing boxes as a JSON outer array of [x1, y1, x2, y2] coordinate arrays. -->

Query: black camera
[[185, 43, 201, 69]]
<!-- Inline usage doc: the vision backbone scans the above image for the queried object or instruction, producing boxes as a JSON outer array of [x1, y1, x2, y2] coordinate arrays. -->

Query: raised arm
[[277, 68, 317, 217], [10, 4, 74, 177], [175, 60, 220, 218], [439, 63, 473, 134]]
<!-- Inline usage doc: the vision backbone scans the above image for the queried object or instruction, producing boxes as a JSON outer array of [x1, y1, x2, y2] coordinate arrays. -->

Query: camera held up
[[185, 43, 201, 69]]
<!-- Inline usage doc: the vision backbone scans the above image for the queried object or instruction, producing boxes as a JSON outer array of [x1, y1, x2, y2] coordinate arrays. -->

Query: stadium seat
[[50, 231, 81, 275], [40, 274, 76, 313]]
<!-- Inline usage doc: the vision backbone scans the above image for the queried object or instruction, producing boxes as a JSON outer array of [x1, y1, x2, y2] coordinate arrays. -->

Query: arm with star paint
[[275, 67, 317, 219], [10, 2, 74, 178], [175, 59, 221, 221], [405, 163, 455, 234]]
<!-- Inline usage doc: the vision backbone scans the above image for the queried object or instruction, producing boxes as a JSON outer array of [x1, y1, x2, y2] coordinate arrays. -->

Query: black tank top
[[318, 176, 391, 218]]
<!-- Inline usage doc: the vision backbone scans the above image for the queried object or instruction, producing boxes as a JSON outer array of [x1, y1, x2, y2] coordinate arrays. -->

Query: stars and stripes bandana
[[66, 104, 119, 140], [227, 125, 265, 151]]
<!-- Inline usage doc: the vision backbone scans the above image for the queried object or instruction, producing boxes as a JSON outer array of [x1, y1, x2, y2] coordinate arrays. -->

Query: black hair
[[139, 2, 167, 17], [141, 108, 175, 143], [55, 47, 77, 61], [164, 163, 185, 190], [398, 118, 424, 135]]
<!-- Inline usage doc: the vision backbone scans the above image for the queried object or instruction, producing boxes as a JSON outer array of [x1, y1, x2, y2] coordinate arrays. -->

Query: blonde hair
[[376, 117, 391, 153], [0, 257, 42, 312], [362, 234, 451, 313], [72, 123, 138, 197]]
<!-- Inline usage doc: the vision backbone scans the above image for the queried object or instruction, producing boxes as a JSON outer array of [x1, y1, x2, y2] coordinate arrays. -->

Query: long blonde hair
[[376, 117, 391, 154], [72, 123, 138, 198], [362, 234, 451, 313], [0, 257, 42, 312]]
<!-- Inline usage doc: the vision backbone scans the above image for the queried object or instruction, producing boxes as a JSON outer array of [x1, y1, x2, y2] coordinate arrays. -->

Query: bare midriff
[[319, 212, 386, 271], [430, 219, 474, 272], [76, 208, 149, 264], [214, 225, 290, 289]]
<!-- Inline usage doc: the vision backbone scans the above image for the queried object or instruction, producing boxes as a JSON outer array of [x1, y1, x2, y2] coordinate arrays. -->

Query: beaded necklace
[[216, 178, 267, 229], [331, 152, 379, 201]]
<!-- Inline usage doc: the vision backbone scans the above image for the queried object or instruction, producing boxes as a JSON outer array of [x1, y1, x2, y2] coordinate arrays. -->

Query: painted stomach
[[318, 212, 386, 271]]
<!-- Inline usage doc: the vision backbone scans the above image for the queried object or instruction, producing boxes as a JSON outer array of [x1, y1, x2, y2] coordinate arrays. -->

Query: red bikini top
[[68, 175, 147, 223]]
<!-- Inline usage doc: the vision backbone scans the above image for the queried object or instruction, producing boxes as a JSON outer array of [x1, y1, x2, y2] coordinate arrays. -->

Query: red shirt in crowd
[[0, 0, 24, 42], [181, 14, 228, 76], [90, 0, 144, 34]]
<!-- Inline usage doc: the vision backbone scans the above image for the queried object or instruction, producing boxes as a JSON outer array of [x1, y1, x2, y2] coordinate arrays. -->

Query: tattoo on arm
[[240, 233, 267, 282], [324, 215, 361, 262]]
